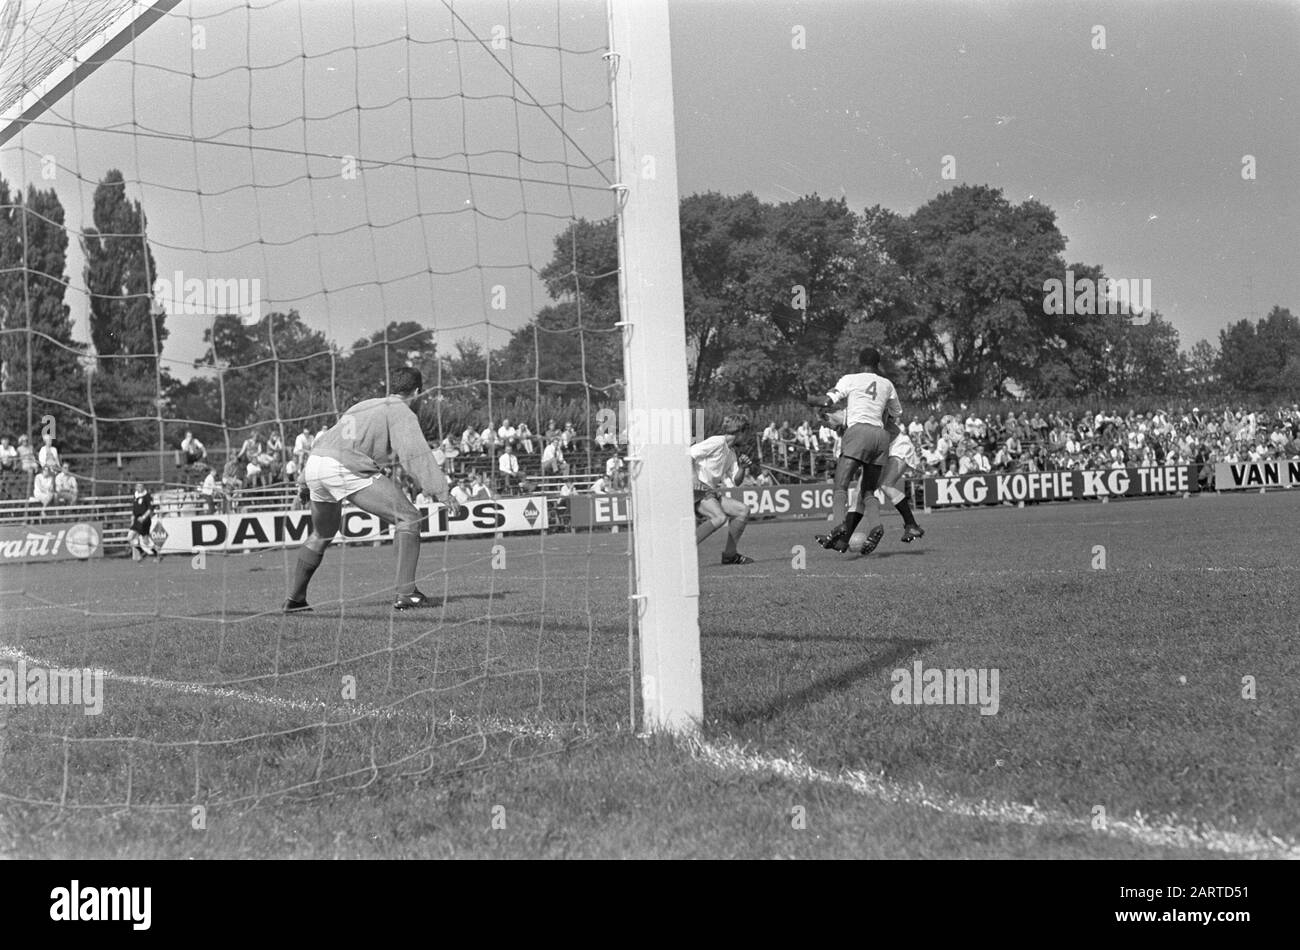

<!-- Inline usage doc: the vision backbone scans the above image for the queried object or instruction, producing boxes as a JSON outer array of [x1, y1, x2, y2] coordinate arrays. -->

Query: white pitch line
[[0, 645, 579, 742], [703, 565, 1292, 580], [688, 739, 1300, 859]]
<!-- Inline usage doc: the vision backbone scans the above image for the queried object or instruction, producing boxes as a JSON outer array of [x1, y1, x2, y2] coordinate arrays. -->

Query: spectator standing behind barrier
[[54, 463, 78, 505], [16, 435, 35, 476], [198, 466, 220, 513], [480, 421, 499, 456], [37, 432, 60, 470], [293, 425, 313, 470], [451, 477, 471, 506], [0, 437, 16, 500], [238, 432, 262, 485], [222, 458, 244, 506], [777, 421, 795, 466], [265, 431, 285, 480]]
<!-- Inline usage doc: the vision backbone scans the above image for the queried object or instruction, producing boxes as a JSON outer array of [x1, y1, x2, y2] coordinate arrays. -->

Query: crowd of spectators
[[7, 401, 1297, 519], [760, 404, 1300, 485], [0, 431, 83, 515]]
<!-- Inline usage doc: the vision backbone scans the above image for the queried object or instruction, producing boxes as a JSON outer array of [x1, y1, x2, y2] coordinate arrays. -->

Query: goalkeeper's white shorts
[[303, 455, 377, 503]]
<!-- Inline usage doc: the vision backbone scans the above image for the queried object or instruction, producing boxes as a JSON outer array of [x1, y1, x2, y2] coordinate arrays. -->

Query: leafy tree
[[83, 170, 168, 450], [335, 320, 437, 403], [84, 170, 165, 379], [1111, 312, 1184, 397], [883, 185, 1076, 399], [194, 310, 335, 445], [1217, 307, 1300, 397], [0, 179, 90, 448]]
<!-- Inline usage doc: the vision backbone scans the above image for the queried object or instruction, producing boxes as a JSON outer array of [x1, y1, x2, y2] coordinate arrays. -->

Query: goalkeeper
[[689, 413, 755, 565], [284, 366, 461, 613]]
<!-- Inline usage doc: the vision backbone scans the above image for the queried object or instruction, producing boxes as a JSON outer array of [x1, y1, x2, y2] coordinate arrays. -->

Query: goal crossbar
[[0, 0, 180, 146]]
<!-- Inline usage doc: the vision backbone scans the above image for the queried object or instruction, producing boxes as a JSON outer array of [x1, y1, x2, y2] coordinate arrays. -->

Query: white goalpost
[[607, 0, 702, 733]]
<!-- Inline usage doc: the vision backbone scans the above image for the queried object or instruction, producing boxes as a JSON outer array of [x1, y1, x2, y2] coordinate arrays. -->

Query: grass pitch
[[1, 490, 1297, 858]]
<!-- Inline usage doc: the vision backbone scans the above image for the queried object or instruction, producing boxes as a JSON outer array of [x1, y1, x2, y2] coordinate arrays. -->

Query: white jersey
[[827, 372, 902, 428], [688, 435, 741, 490]]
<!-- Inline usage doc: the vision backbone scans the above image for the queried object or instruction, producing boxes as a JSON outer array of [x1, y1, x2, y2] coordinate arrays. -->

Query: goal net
[[0, 0, 694, 818]]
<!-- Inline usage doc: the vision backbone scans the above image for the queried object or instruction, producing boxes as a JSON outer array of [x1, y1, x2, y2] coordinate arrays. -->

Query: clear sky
[[1, 0, 1296, 381]]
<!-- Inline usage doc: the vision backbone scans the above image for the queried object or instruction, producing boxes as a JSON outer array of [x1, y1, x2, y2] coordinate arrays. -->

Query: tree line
[[1, 170, 1295, 455]]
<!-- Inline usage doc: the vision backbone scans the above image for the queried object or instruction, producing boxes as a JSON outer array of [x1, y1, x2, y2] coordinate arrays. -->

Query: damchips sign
[[153, 497, 548, 553]]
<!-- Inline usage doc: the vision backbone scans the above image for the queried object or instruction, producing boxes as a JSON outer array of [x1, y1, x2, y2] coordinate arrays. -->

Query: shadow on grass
[[711, 635, 929, 726]]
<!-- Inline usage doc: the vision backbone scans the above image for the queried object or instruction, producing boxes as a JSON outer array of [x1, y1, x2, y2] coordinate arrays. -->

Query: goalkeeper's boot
[[857, 525, 885, 556], [393, 588, 436, 610], [901, 524, 925, 543], [720, 552, 754, 565], [815, 524, 850, 553], [282, 598, 313, 614]]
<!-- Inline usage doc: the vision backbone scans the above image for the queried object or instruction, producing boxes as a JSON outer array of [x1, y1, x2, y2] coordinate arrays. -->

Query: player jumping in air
[[690, 413, 755, 565], [807, 346, 902, 555], [126, 482, 162, 562], [283, 366, 462, 613]]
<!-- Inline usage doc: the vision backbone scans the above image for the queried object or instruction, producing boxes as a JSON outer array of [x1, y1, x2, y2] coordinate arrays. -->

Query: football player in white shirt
[[871, 419, 925, 543], [807, 346, 902, 555], [688, 414, 755, 565]]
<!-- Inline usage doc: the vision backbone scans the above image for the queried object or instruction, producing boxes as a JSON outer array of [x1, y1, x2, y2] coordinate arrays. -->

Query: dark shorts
[[840, 423, 891, 465], [130, 516, 152, 535], [693, 486, 722, 520], [693, 486, 721, 506]]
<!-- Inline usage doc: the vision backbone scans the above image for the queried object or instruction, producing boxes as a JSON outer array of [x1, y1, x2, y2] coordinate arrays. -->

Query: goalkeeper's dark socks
[[843, 511, 864, 536], [895, 499, 918, 527], [289, 546, 325, 603], [394, 529, 420, 596]]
